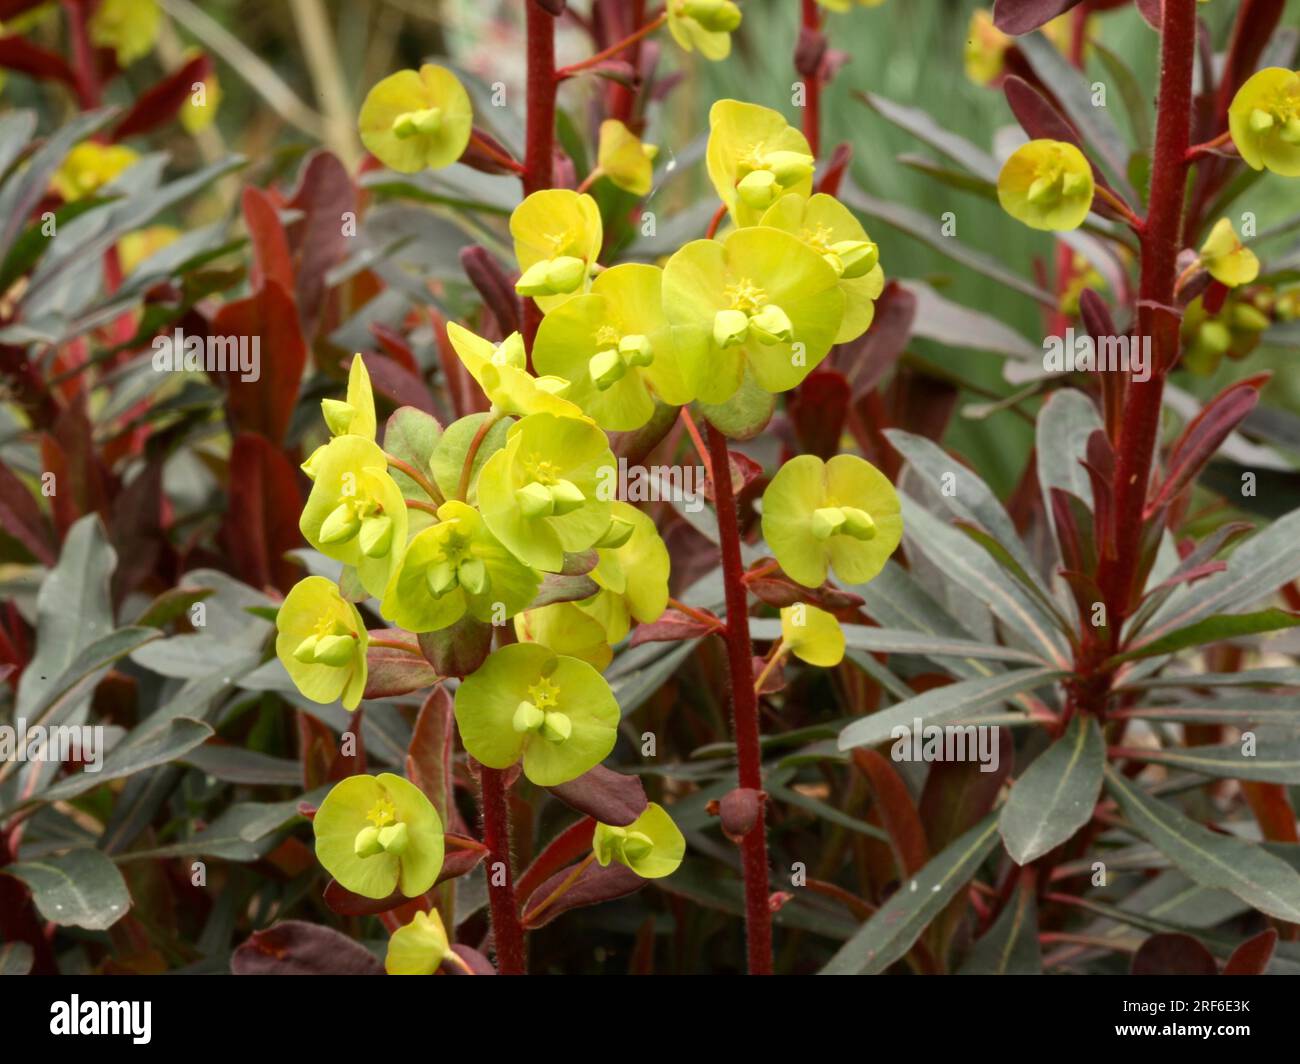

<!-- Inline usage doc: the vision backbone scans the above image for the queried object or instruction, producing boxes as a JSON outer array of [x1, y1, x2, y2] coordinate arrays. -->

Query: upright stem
[[479, 765, 526, 974], [799, 0, 821, 158], [523, 1, 558, 355], [1098, 0, 1197, 652], [705, 423, 774, 975]]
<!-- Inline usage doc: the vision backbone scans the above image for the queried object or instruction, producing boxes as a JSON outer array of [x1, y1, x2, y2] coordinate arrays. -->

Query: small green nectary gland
[[1284, 115, 1300, 144], [748, 303, 794, 345], [321, 398, 356, 436], [311, 633, 357, 666], [736, 168, 780, 210], [392, 107, 442, 139], [713, 308, 750, 348], [589, 348, 627, 390], [358, 514, 394, 558], [681, 0, 742, 32], [810, 506, 846, 541], [618, 334, 654, 367], [1026, 174, 1060, 206], [841, 506, 877, 540], [426, 559, 459, 597]]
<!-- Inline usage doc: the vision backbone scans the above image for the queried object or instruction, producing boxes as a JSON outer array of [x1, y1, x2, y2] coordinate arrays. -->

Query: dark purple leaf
[[1131, 932, 1218, 976], [232, 921, 383, 975], [522, 861, 645, 929], [547, 765, 648, 827]]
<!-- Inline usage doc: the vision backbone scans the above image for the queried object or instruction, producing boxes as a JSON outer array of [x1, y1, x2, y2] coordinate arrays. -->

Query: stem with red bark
[[1094, 0, 1197, 673], [706, 422, 774, 975], [479, 764, 526, 974], [522, 2, 558, 356]]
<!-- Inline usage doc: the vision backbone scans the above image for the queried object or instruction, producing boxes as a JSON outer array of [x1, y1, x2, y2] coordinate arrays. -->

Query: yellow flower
[[1228, 68, 1300, 177], [706, 100, 815, 227], [511, 190, 604, 312], [90, 0, 160, 66], [117, 226, 180, 275], [597, 120, 657, 196], [667, 0, 742, 62], [181, 69, 222, 134], [1199, 218, 1259, 288], [51, 142, 139, 202], [997, 139, 1094, 231], [964, 10, 1010, 87], [358, 65, 473, 174], [780, 603, 845, 667]]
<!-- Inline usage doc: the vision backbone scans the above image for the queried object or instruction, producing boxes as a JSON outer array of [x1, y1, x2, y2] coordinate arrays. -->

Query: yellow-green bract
[[358, 65, 473, 174], [593, 802, 686, 879], [275, 576, 369, 710]]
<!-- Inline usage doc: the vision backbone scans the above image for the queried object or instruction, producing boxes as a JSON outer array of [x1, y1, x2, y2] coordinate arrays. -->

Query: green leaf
[[999, 714, 1103, 865], [430, 412, 511, 503], [957, 878, 1041, 974], [383, 405, 443, 500], [905, 281, 1044, 359], [1117, 695, 1300, 727], [747, 617, 1046, 665], [1118, 742, 1300, 784], [1122, 667, 1300, 690], [821, 813, 1000, 974], [4, 848, 130, 930], [1092, 41, 1151, 151], [855, 92, 999, 181], [10, 717, 213, 813], [837, 667, 1062, 751], [1117, 608, 1300, 664], [900, 496, 1071, 667], [1105, 767, 1300, 923], [1139, 508, 1300, 642]]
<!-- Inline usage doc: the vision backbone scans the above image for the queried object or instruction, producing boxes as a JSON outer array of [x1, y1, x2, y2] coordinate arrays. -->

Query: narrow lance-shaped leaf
[[821, 813, 1000, 975], [999, 713, 1103, 865], [1105, 767, 1300, 924]]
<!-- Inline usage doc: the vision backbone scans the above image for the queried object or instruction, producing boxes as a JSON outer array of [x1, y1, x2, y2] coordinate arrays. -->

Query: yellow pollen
[[800, 224, 835, 253], [523, 454, 560, 484], [725, 278, 767, 313], [595, 325, 620, 347]]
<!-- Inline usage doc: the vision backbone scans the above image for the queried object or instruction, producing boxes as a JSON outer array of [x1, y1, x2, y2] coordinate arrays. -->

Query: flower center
[[354, 795, 409, 859], [512, 676, 571, 744], [318, 481, 394, 559], [292, 614, 358, 668]]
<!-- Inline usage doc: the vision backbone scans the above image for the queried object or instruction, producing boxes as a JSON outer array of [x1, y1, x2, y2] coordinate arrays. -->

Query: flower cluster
[[272, 55, 906, 971]]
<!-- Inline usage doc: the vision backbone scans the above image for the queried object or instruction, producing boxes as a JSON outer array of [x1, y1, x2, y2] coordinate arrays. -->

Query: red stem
[[522, 1, 558, 357], [705, 422, 774, 975], [479, 765, 526, 974], [800, 0, 821, 158], [1096, 1, 1198, 666], [63, 0, 100, 110]]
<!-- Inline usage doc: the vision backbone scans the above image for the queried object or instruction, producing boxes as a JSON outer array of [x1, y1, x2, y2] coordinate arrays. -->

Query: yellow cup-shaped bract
[[1228, 67, 1300, 177], [359, 65, 473, 174], [997, 139, 1095, 232]]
